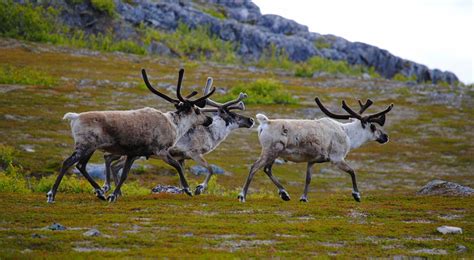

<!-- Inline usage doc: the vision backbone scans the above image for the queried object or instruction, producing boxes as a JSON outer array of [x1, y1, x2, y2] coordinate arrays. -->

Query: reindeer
[[47, 68, 216, 203], [102, 77, 255, 195], [238, 97, 393, 203]]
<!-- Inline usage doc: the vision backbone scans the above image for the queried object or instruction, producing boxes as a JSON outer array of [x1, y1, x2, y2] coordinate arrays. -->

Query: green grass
[[295, 56, 381, 78], [0, 192, 472, 257], [218, 79, 297, 105], [90, 0, 116, 16], [0, 64, 58, 87]]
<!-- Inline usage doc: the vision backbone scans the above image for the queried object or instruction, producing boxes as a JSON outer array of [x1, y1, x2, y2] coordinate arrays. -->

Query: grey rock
[[20, 145, 35, 153], [362, 73, 371, 80], [417, 180, 474, 196], [147, 41, 172, 56], [151, 185, 183, 194], [274, 159, 285, 165], [456, 245, 467, 253], [44, 223, 66, 231], [189, 164, 225, 176], [437, 226, 463, 234], [83, 228, 101, 237], [72, 163, 106, 180], [257, 14, 308, 35]]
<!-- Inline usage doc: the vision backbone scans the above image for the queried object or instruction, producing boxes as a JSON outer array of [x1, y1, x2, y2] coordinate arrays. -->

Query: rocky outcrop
[[417, 180, 474, 196], [29, 0, 459, 84]]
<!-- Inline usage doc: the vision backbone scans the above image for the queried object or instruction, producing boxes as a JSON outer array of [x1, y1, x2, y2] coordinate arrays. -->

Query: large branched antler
[[203, 77, 247, 110], [315, 97, 393, 126], [142, 69, 216, 108]]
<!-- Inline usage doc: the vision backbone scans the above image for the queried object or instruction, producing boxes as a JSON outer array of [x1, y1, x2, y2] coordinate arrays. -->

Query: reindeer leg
[[107, 156, 137, 203], [162, 152, 192, 197], [75, 151, 106, 201], [47, 150, 82, 203], [103, 153, 122, 193], [110, 157, 125, 196], [263, 163, 290, 201], [334, 160, 361, 202], [191, 154, 213, 195], [239, 154, 274, 203], [300, 162, 315, 202]]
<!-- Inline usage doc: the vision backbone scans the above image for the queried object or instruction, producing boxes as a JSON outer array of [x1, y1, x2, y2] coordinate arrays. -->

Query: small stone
[[274, 159, 285, 165], [189, 164, 225, 176], [83, 229, 101, 237], [437, 226, 462, 234], [45, 223, 66, 231], [456, 245, 467, 253], [362, 73, 371, 80], [151, 185, 183, 194], [20, 145, 35, 153], [31, 233, 46, 238]]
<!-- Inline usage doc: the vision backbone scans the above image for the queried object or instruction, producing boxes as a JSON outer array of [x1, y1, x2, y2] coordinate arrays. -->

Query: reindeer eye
[[370, 124, 376, 132]]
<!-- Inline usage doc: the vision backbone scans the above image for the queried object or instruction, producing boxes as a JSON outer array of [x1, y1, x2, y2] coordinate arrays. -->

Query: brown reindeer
[[47, 69, 216, 203]]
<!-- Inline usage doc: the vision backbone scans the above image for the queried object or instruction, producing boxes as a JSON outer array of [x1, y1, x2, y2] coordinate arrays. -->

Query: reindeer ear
[[194, 99, 207, 108]]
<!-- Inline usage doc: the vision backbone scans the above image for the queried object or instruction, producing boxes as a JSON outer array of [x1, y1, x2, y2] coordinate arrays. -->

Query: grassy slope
[[0, 39, 473, 257]]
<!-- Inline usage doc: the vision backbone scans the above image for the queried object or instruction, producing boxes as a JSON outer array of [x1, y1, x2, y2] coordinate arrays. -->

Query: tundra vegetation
[[0, 2, 473, 258]]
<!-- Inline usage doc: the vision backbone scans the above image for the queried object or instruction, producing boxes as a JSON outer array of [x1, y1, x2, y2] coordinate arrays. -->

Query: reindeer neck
[[341, 120, 371, 150], [166, 111, 195, 140], [207, 116, 233, 143]]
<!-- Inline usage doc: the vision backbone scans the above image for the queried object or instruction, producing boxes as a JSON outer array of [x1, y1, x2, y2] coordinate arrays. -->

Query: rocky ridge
[[21, 0, 459, 84]]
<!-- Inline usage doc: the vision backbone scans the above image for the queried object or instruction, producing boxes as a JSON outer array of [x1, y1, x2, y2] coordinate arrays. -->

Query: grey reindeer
[[47, 69, 216, 203], [238, 97, 393, 203], [102, 77, 254, 195]]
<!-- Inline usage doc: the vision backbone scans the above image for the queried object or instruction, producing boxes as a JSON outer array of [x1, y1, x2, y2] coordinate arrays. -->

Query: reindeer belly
[[279, 144, 328, 163]]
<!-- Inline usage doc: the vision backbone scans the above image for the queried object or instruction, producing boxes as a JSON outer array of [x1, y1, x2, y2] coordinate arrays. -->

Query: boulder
[[417, 180, 474, 196], [437, 226, 463, 234], [189, 164, 225, 176]]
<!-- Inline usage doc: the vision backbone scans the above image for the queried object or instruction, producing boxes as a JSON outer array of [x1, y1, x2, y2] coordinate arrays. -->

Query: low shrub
[[219, 79, 297, 105], [0, 0, 58, 42], [393, 73, 417, 82], [90, 0, 116, 16], [0, 65, 58, 87], [145, 23, 237, 63]]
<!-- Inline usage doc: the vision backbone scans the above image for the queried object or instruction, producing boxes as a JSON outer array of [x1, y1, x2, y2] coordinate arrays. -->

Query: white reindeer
[[102, 77, 255, 195], [238, 97, 393, 202], [47, 69, 216, 203]]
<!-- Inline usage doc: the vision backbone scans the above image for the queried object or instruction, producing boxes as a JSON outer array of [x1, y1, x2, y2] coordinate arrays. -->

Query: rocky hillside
[[14, 0, 459, 84]]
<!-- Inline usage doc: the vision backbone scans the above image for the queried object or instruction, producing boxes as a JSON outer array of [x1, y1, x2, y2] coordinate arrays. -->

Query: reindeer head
[[142, 69, 215, 127], [315, 97, 393, 144], [199, 77, 254, 129]]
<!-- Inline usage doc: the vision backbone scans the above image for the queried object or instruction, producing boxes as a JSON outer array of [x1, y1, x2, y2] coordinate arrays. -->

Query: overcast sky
[[253, 0, 473, 83]]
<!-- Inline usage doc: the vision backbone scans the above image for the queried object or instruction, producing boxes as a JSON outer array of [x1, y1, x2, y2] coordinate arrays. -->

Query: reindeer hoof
[[95, 189, 106, 201], [182, 187, 193, 197], [107, 194, 117, 203], [299, 196, 308, 202], [237, 193, 246, 203], [194, 185, 205, 195], [279, 190, 291, 201], [352, 192, 361, 202], [102, 185, 110, 193], [46, 191, 55, 203]]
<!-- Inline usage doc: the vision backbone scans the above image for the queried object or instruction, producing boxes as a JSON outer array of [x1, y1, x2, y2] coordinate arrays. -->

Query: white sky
[[253, 0, 473, 83]]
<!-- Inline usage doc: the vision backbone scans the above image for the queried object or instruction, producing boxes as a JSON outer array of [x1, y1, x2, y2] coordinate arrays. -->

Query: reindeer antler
[[315, 97, 393, 126]]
